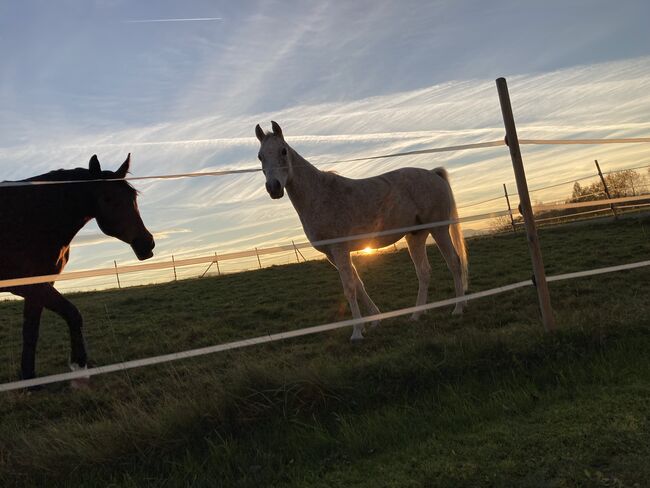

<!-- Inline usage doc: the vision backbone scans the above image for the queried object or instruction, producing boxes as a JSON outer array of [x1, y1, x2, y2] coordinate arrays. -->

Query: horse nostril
[[266, 180, 281, 195]]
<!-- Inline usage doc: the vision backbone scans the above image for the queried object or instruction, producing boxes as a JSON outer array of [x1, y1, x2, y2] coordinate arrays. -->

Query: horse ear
[[115, 153, 131, 179], [271, 121, 283, 139], [89, 155, 101, 175], [255, 124, 265, 143]]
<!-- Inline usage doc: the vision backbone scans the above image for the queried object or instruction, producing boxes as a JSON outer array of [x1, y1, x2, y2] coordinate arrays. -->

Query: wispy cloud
[[123, 17, 223, 24]]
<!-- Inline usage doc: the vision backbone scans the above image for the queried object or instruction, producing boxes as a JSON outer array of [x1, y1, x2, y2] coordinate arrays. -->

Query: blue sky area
[[1, 0, 650, 285]]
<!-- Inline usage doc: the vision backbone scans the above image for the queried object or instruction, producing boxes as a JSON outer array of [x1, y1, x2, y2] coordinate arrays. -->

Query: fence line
[[532, 208, 611, 224], [532, 194, 650, 212], [2, 137, 649, 189], [2, 192, 649, 290], [1, 257, 648, 393], [0, 208, 511, 288], [457, 162, 650, 210], [519, 138, 650, 145]]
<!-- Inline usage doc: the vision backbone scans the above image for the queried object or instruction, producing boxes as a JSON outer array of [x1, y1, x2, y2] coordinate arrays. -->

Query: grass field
[[0, 216, 649, 487]]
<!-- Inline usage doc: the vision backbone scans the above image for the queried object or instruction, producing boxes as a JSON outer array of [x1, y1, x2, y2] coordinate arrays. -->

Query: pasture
[[0, 215, 649, 487]]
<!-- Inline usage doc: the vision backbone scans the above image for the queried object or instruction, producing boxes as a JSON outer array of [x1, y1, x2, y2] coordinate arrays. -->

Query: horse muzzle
[[132, 235, 155, 261], [266, 179, 284, 199]]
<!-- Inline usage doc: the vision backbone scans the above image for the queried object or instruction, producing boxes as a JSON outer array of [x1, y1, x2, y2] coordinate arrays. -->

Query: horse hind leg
[[20, 298, 43, 380], [431, 226, 466, 315], [406, 231, 431, 320]]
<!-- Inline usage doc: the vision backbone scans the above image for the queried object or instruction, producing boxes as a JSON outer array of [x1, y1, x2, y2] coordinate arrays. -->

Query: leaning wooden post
[[594, 159, 618, 219], [291, 240, 300, 263], [255, 248, 262, 269], [113, 260, 121, 289], [292, 240, 307, 262], [503, 183, 517, 232], [496, 77, 556, 332], [215, 252, 221, 276], [171, 255, 178, 281]]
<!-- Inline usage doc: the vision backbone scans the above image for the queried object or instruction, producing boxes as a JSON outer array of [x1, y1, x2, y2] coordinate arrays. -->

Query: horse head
[[89, 154, 155, 260], [255, 121, 292, 199]]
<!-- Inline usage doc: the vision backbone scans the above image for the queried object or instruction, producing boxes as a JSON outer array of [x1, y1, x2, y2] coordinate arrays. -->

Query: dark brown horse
[[0, 154, 155, 381]]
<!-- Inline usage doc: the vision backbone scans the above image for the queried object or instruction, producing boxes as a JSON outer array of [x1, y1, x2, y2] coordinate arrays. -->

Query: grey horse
[[255, 121, 468, 341]]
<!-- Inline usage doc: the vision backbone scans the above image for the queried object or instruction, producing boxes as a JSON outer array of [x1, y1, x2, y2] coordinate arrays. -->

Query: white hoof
[[410, 313, 422, 321], [350, 333, 364, 342], [69, 362, 90, 390], [369, 320, 380, 329]]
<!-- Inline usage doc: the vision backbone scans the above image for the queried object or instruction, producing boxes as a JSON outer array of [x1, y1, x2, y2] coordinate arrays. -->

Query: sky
[[1, 0, 650, 289]]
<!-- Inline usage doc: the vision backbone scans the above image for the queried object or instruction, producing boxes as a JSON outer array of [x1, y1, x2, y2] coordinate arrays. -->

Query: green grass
[[0, 216, 649, 487]]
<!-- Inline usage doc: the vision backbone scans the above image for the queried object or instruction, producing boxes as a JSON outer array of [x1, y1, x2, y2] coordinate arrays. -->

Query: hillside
[[0, 216, 649, 487]]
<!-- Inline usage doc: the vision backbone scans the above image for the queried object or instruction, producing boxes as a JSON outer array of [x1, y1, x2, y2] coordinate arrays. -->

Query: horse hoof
[[69, 362, 90, 390], [350, 335, 364, 343], [370, 320, 380, 329], [452, 307, 464, 316], [410, 313, 422, 321]]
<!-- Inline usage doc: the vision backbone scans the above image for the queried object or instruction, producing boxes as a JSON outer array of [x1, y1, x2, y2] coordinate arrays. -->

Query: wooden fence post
[[594, 159, 618, 219], [496, 77, 556, 332], [255, 248, 262, 269], [291, 240, 300, 263], [200, 252, 221, 278], [503, 183, 517, 232], [171, 255, 178, 281], [113, 260, 121, 289]]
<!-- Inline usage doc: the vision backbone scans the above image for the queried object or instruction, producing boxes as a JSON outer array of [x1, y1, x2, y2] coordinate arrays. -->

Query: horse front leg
[[331, 249, 365, 341], [20, 298, 43, 380], [35, 284, 89, 385], [352, 266, 381, 328]]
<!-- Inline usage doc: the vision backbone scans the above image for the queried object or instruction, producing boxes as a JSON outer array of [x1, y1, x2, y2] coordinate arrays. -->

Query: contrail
[[124, 17, 223, 24]]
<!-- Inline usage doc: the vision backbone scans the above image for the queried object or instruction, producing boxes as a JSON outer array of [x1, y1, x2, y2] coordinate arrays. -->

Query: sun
[[362, 247, 375, 255]]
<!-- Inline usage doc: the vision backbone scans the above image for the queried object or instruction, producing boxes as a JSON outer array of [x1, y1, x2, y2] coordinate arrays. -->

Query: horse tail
[[432, 167, 468, 291]]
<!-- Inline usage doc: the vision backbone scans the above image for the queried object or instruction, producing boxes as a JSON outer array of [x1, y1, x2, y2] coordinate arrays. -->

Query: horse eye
[[281, 148, 287, 156]]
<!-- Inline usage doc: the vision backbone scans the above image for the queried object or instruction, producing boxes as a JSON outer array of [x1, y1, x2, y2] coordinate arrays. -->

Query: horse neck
[[285, 149, 324, 214], [40, 183, 95, 246]]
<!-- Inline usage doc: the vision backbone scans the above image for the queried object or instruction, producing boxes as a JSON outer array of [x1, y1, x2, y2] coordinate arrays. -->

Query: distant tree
[[489, 214, 516, 233], [569, 181, 604, 203], [606, 169, 646, 197], [568, 169, 647, 203]]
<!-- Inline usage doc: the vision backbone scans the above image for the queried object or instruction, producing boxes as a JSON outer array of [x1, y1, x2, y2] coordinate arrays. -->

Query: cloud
[[3, 53, 650, 289], [123, 17, 223, 23]]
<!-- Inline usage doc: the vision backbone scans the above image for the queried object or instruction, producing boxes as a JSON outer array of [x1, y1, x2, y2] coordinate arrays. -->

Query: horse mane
[[25, 168, 92, 182], [23, 167, 137, 194]]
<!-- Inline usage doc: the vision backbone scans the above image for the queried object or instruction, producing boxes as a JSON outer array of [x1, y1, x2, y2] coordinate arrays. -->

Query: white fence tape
[[2, 136, 649, 189], [0, 140, 506, 188], [1, 258, 649, 392], [532, 194, 650, 212], [519, 137, 650, 145], [4, 190, 649, 289], [3, 191, 649, 289], [0, 209, 510, 288]]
